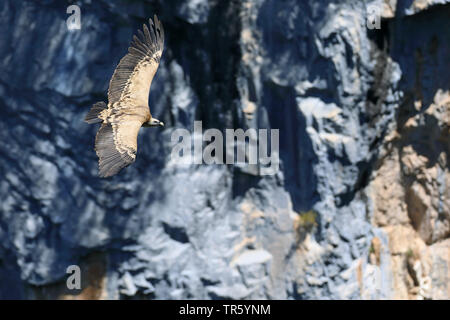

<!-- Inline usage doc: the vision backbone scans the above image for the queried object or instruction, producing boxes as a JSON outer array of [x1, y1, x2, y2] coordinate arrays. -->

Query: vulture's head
[[146, 118, 164, 127]]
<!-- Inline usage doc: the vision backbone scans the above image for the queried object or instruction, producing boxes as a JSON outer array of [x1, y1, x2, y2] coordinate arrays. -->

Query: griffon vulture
[[85, 15, 164, 177]]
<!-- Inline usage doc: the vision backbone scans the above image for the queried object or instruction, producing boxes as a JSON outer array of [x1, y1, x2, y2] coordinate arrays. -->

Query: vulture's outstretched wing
[[95, 121, 140, 178], [93, 15, 164, 177], [108, 15, 164, 109]]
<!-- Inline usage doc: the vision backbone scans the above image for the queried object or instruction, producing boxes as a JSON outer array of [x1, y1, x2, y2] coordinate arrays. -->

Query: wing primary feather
[[129, 47, 146, 57], [137, 30, 146, 44], [154, 14, 159, 32], [154, 14, 164, 48], [129, 39, 148, 56], [132, 35, 144, 47], [143, 24, 152, 46], [132, 35, 149, 53], [148, 19, 157, 46]]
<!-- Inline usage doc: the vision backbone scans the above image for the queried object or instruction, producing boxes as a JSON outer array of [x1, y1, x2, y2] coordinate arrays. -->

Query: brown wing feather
[[95, 117, 143, 178], [107, 15, 164, 111]]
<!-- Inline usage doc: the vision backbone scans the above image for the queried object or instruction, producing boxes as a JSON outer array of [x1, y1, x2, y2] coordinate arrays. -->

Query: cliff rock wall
[[0, 0, 448, 299]]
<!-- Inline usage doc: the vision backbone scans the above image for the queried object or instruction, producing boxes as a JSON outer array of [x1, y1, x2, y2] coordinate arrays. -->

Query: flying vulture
[[85, 15, 165, 178]]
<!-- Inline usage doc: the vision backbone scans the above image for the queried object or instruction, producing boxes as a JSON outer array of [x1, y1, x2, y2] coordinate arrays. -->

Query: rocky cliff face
[[0, 0, 448, 299]]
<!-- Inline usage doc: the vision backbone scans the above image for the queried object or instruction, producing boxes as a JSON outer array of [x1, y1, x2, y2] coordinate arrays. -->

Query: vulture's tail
[[85, 101, 107, 124]]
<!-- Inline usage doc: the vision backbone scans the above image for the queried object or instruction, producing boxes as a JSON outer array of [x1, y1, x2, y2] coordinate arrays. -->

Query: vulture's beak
[[159, 121, 165, 127]]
